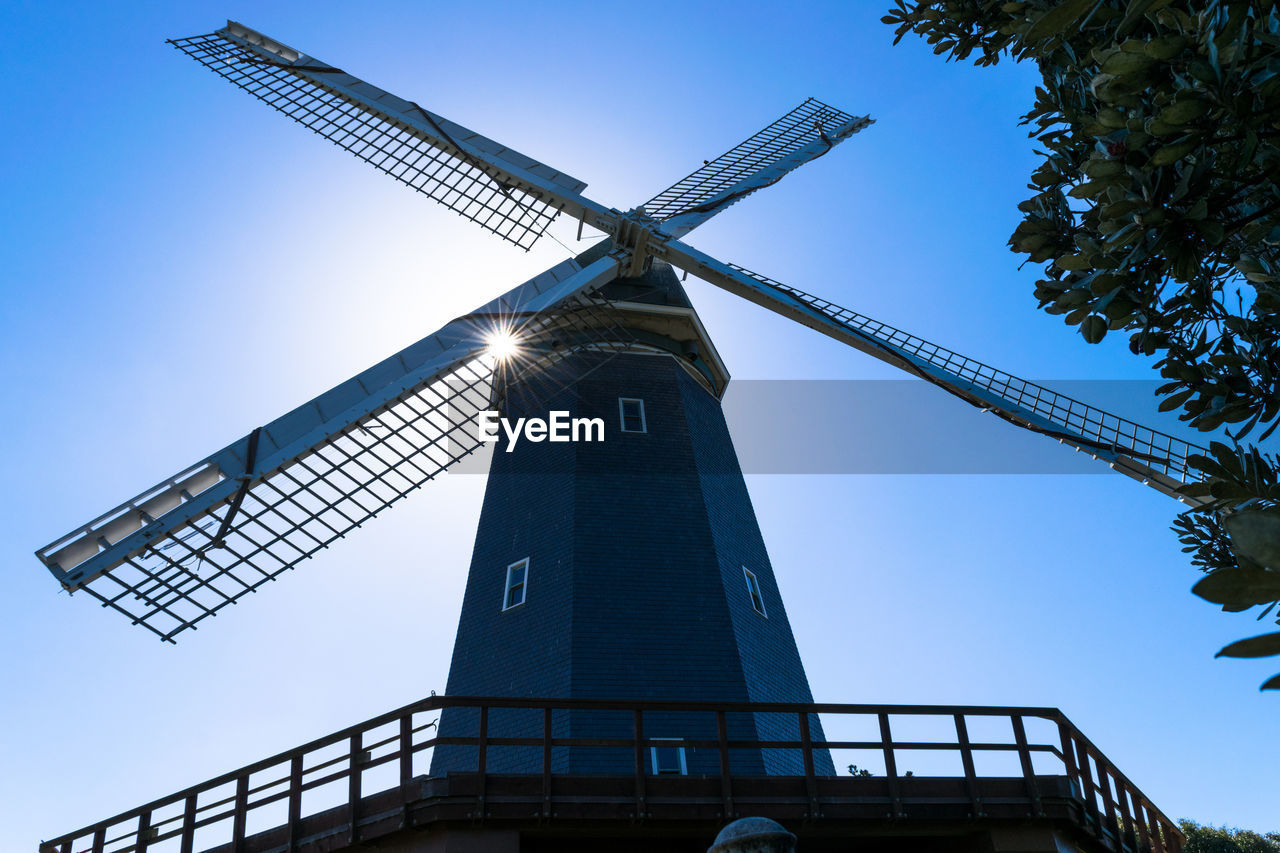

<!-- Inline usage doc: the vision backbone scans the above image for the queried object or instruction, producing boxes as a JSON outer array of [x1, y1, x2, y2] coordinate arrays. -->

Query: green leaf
[[1068, 180, 1112, 199], [1192, 568, 1280, 607], [1149, 138, 1198, 166], [1083, 157, 1125, 178], [1158, 388, 1195, 412], [1081, 314, 1108, 343], [1210, 442, 1242, 471], [1158, 98, 1211, 125], [1115, 0, 1160, 38], [1177, 480, 1214, 497], [1055, 253, 1094, 270], [1261, 672, 1280, 691], [1096, 107, 1128, 129], [1235, 255, 1265, 274], [1216, 632, 1280, 658], [1200, 220, 1225, 245], [1023, 0, 1098, 44], [1209, 481, 1254, 501], [1101, 51, 1154, 75], [1224, 511, 1280, 570], [1144, 34, 1187, 60]]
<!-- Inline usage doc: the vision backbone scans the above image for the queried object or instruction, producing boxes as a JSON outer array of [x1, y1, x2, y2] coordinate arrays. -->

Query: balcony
[[40, 695, 1182, 853]]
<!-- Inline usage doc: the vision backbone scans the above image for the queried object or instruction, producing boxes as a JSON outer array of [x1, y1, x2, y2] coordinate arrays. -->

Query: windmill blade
[[645, 99, 873, 239], [35, 255, 625, 642], [170, 22, 616, 250], [661, 241, 1208, 501]]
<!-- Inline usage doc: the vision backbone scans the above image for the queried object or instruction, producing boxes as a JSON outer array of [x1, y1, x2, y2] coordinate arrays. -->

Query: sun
[[485, 329, 520, 361]]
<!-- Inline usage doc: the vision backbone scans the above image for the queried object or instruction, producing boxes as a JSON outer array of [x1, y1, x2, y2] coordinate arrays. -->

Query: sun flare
[[486, 329, 520, 361]]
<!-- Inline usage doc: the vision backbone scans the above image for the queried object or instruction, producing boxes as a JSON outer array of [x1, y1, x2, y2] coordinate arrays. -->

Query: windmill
[[33, 19, 1207, 848], [35, 20, 1205, 638]]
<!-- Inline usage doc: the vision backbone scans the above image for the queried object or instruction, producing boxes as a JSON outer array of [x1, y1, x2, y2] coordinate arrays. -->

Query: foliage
[[1180, 819, 1280, 853], [881, 0, 1280, 439], [882, 0, 1280, 689], [1176, 442, 1280, 689]]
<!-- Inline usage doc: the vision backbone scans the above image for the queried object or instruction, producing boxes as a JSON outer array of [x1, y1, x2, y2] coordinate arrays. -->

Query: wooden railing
[[39, 695, 1182, 853]]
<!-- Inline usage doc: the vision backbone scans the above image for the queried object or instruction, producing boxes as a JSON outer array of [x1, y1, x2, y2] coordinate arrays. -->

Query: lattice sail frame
[[36, 257, 631, 641], [644, 98, 870, 221], [656, 240, 1208, 500], [757, 270, 1205, 487], [169, 23, 592, 250]]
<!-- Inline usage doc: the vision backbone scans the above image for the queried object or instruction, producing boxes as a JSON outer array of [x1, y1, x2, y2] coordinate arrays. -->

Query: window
[[619, 398, 646, 433], [503, 558, 528, 610], [743, 567, 767, 617], [650, 739, 687, 775]]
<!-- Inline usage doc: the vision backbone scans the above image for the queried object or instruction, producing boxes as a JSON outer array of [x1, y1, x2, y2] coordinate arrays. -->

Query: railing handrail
[[41, 695, 1182, 853], [1055, 710, 1183, 845]]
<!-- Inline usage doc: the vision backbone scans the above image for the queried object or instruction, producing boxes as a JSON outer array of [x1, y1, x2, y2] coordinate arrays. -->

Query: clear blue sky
[[1, 2, 1275, 849]]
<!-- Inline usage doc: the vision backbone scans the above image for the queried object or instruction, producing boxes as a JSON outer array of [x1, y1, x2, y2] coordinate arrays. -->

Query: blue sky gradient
[[1, 2, 1276, 849]]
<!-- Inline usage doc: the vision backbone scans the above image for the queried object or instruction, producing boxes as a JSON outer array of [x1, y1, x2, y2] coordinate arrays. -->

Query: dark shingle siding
[[433, 348, 830, 777]]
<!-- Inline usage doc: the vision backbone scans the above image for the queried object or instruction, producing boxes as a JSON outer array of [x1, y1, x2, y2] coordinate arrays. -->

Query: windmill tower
[[431, 258, 834, 777], [35, 20, 1199, 853]]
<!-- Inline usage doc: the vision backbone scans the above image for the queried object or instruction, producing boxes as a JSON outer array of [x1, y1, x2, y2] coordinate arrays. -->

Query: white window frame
[[502, 558, 529, 611], [649, 738, 687, 775], [743, 567, 767, 618], [618, 397, 647, 433]]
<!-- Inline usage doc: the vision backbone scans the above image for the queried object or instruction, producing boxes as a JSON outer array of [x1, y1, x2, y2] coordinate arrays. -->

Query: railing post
[[1147, 805, 1168, 853], [180, 793, 197, 853], [400, 714, 414, 786], [232, 774, 249, 853], [543, 707, 553, 819], [878, 713, 903, 819], [1011, 716, 1043, 816], [1116, 781, 1137, 852], [633, 709, 646, 821], [1074, 737, 1101, 829], [953, 714, 983, 818], [1132, 796, 1153, 852], [287, 755, 303, 852], [475, 704, 488, 821], [136, 809, 152, 853], [717, 710, 735, 820], [1057, 720, 1081, 796], [798, 711, 818, 819], [1096, 760, 1119, 841], [91, 827, 105, 853], [399, 714, 414, 828], [348, 733, 362, 842]]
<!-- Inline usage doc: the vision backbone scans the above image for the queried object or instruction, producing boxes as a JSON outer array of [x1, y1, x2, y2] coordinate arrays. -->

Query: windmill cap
[[708, 817, 797, 853]]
